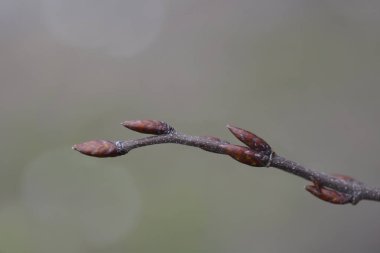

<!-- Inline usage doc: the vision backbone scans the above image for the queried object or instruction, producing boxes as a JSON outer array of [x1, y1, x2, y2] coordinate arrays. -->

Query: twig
[[73, 120, 380, 205]]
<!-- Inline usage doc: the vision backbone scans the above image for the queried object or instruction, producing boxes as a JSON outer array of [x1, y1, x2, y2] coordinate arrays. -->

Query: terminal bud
[[73, 140, 122, 158]]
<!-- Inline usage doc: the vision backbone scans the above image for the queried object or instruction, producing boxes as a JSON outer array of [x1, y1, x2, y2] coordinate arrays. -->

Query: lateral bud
[[305, 178, 353, 205], [72, 140, 123, 158], [226, 125, 272, 155], [121, 120, 174, 135], [219, 144, 269, 167]]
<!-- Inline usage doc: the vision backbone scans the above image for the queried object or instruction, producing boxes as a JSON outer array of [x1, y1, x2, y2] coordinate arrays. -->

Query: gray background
[[1, 0, 380, 252]]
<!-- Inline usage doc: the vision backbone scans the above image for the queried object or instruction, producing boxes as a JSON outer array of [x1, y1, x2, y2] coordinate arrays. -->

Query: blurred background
[[1, 0, 380, 252]]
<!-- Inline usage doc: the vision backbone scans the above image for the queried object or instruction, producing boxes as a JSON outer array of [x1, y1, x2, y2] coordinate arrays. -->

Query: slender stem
[[115, 130, 380, 205], [120, 132, 229, 154], [74, 120, 380, 205]]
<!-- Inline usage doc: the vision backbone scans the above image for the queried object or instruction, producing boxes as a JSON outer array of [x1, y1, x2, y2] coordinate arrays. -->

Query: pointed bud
[[305, 182, 352, 205], [219, 144, 268, 167], [121, 120, 174, 135], [226, 125, 271, 155], [72, 140, 123, 158]]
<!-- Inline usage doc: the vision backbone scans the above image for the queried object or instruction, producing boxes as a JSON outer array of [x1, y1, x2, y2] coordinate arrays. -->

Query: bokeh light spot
[[40, 0, 164, 57]]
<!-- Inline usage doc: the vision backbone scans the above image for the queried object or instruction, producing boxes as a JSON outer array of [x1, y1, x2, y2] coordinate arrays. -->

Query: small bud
[[72, 140, 122, 158], [226, 125, 271, 155], [305, 181, 352, 205], [121, 120, 174, 135], [219, 144, 268, 167]]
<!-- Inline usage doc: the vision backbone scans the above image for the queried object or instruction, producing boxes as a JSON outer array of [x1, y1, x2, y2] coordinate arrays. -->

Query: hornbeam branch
[[73, 120, 380, 205]]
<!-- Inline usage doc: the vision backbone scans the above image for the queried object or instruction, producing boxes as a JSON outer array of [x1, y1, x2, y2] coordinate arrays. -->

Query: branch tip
[[73, 140, 122, 158]]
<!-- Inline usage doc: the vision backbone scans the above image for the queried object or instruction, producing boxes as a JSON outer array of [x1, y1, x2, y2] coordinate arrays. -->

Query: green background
[[1, 1, 380, 252]]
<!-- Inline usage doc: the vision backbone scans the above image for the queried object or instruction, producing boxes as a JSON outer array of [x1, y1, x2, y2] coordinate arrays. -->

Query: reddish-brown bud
[[305, 181, 352, 205], [226, 125, 271, 155], [121, 120, 174, 135], [219, 144, 268, 167], [72, 140, 122, 158]]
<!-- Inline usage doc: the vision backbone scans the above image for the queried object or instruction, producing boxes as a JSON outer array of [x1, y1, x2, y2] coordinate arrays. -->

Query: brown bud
[[219, 144, 268, 167], [121, 120, 174, 135], [226, 125, 271, 155], [72, 140, 122, 158], [305, 181, 352, 205]]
